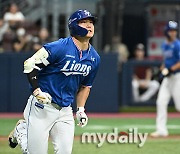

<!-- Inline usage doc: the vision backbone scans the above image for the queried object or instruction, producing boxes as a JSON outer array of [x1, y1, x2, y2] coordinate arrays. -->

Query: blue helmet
[[164, 21, 178, 37], [68, 9, 96, 37]]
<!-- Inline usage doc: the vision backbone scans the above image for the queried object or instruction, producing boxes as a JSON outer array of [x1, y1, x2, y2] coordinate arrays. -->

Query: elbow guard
[[24, 47, 50, 73]]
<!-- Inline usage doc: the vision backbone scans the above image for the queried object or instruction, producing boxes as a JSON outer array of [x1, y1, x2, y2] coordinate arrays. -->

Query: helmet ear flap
[[69, 24, 88, 37], [68, 9, 96, 37]]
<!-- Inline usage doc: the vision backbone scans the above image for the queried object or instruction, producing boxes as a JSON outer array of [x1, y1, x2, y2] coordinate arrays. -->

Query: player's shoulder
[[43, 37, 72, 55], [175, 39, 180, 45], [173, 39, 180, 49], [161, 40, 167, 49], [44, 37, 70, 48], [89, 45, 100, 62]]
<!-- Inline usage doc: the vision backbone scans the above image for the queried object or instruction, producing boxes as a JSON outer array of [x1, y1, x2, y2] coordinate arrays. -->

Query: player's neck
[[167, 37, 176, 43], [72, 36, 90, 51]]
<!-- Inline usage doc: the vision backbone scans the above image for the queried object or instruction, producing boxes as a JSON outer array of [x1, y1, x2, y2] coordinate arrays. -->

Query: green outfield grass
[[0, 117, 180, 154]]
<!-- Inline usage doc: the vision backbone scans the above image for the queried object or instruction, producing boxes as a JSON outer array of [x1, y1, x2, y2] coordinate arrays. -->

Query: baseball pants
[[156, 73, 180, 134], [23, 95, 75, 154], [132, 79, 159, 102]]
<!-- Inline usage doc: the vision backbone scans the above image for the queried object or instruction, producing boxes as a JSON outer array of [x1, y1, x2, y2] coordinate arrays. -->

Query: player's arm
[[171, 43, 180, 71], [76, 86, 90, 108], [160, 62, 180, 77], [170, 62, 180, 71], [76, 86, 90, 127], [161, 44, 180, 76], [76, 58, 100, 127], [145, 68, 152, 81], [160, 64, 165, 71], [162, 62, 180, 77], [24, 47, 52, 104]]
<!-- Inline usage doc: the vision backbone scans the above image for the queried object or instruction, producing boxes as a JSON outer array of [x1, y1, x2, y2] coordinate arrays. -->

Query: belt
[[51, 102, 62, 110]]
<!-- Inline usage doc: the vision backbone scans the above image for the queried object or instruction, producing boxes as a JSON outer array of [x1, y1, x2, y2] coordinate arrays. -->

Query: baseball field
[[0, 112, 180, 154]]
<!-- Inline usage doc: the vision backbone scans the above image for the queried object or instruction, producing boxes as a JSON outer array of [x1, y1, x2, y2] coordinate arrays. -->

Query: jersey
[[161, 39, 180, 72], [37, 37, 100, 107], [134, 65, 150, 79]]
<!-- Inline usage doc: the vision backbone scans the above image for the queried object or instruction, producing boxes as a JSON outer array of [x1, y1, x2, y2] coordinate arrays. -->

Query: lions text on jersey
[[37, 37, 100, 107]]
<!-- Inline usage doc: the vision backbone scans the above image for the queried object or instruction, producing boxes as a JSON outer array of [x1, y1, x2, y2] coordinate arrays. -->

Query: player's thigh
[[171, 74, 180, 111], [50, 120, 75, 154], [26, 97, 56, 154], [157, 78, 171, 105], [27, 122, 49, 154], [23, 95, 34, 120], [148, 80, 160, 90], [50, 112, 75, 154], [132, 79, 139, 88]]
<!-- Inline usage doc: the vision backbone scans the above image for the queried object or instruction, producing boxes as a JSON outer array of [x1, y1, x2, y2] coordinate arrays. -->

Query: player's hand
[[76, 107, 88, 127], [33, 88, 52, 104], [161, 68, 173, 77]]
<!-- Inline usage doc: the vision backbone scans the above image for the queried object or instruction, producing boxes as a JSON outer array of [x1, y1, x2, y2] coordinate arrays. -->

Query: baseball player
[[132, 43, 160, 102], [8, 9, 100, 154], [151, 21, 180, 137]]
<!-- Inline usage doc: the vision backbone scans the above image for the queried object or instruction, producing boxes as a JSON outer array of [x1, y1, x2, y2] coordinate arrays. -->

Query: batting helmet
[[164, 21, 178, 37], [68, 9, 96, 37]]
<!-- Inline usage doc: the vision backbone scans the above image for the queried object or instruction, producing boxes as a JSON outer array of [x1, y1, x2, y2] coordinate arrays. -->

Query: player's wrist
[[77, 107, 85, 112], [169, 67, 175, 72], [76, 107, 88, 127], [33, 88, 52, 104], [33, 88, 41, 96]]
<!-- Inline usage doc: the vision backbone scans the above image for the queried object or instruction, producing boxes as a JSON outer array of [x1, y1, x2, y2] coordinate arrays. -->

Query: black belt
[[51, 101, 62, 110]]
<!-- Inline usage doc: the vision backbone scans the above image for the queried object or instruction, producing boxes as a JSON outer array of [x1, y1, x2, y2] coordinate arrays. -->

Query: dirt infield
[[0, 112, 180, 119]]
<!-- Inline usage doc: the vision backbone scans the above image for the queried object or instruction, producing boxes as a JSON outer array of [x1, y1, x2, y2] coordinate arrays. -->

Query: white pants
[[156, 73, 180, 134], [132, 79, 160, 102], [23, 95, 74, 154]]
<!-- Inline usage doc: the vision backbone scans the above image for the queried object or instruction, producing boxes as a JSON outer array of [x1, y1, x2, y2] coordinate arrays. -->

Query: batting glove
[[76, 107, 88, 127], [161, 68, 173, 77], [33, 88, 52, 104]]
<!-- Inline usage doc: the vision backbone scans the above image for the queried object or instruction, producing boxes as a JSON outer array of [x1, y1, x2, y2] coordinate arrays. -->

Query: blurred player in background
[[151, 21, 180, 137], [132, 43, 159, 102], [104, 35, 129, 70], [8, 9, 100, 154]]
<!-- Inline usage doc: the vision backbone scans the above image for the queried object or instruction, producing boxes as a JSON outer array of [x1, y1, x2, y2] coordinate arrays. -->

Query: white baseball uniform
[[156, 73, 180, 134], [23, 95, 74, 154], [155, 39, 180, 135]]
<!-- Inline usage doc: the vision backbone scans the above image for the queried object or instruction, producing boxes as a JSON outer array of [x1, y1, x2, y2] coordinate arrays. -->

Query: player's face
[[78, 18, 94, 38], [135, 50, 145, 60], [168, 30, 177, 41]]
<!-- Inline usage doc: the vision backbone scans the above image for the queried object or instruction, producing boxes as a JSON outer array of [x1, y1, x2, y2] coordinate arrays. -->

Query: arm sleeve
[[81, 60, 100, 87], [27, 69, 39, 91], [26, 63, 45, 91]]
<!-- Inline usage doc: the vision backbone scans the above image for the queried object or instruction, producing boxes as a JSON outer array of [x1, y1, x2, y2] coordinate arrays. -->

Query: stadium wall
[[0, 53, 119, 112]]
